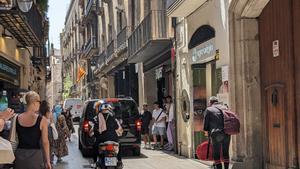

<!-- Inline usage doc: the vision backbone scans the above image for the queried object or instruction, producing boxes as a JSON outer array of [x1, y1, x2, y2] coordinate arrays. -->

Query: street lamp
[[17, 0, 33, 13]]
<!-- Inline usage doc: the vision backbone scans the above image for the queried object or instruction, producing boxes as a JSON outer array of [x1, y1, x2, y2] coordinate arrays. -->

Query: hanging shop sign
[[0, 56, 20, 86], [155, 67, 163, 80], [191, 38, 216, 64]]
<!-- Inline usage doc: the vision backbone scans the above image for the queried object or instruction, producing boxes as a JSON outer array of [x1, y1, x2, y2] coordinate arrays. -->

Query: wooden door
[[264, 85, 287, 169], [259, 0, 298, 168]]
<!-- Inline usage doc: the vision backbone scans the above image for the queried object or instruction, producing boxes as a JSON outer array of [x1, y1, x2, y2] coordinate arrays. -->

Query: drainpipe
[[171, 17, 178, 154]]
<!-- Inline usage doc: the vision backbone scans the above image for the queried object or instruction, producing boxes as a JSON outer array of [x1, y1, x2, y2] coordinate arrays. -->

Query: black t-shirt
[[94, 113, 119, 142], [141, 110, 152, 127]]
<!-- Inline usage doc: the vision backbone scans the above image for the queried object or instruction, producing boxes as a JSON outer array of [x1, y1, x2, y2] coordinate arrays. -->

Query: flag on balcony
[[76, 66, 86, 83]]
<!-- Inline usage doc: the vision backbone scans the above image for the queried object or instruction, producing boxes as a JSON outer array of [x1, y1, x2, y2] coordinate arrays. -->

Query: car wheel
[[133, 148, 141, 156]]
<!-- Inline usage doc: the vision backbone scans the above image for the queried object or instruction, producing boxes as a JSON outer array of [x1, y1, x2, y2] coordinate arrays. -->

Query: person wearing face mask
[[13, 91, 51, 169]]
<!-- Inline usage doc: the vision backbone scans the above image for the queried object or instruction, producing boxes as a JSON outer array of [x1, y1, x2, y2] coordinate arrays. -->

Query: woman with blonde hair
[[13, 91, 51, 169]]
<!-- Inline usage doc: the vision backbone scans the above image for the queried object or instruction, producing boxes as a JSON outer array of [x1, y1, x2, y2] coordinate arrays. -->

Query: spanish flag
[[76, 66, 86, 83]]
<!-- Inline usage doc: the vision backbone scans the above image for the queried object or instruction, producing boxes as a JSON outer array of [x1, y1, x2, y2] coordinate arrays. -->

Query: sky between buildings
[[48, 0, 71, 49]]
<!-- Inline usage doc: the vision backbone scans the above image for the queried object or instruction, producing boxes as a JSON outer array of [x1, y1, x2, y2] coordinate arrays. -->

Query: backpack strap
[[155, 110, 164, 121]]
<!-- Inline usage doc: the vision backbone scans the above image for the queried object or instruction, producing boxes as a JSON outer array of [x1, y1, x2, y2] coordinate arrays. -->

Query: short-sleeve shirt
[[152, 108, 167, 127]]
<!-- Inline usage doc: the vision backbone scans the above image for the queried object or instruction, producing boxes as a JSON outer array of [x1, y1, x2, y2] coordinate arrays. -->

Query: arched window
[[188, 25, 215, 49]]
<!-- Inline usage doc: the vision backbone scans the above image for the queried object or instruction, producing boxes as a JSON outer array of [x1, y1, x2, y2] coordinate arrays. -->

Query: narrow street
[[54, 125, 211, 169]]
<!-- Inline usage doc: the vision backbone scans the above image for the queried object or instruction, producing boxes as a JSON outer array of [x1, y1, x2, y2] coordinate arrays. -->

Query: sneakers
[[163, 143, 169, 149], [90, 163, 96, 168], [117, 161, 123, 169], [144, 144, 151, 149], [164, 144, 174, 151]]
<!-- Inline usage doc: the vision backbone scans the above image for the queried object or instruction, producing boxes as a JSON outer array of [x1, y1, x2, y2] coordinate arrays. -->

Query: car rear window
[[64, 99, 82, 109], [109, 100, 139, 121], [85, 101, 97, 121]]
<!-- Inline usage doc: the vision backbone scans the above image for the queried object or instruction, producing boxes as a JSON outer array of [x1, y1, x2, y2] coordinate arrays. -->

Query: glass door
[[192, 65, 207, 157]]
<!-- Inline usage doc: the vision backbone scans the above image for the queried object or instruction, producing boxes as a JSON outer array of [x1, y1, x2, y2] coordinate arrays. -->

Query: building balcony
[[128, 10, 172, 63], [70, 84, 78, 95], [167, 0, 207, 17], [94, 51, 106, 75], [116, 26, 129, 54], [81, 36, 98, 59], [84, 0, 96, 17], [0, 2, 45, 47], [105, 40, 115, 65]]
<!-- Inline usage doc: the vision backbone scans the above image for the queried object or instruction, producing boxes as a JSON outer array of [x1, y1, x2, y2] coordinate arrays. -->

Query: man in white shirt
[[151, 101, 166, 150], [165, 96, 175, 151]]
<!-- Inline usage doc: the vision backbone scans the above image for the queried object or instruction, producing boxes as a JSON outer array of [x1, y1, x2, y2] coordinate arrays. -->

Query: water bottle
[[0, 90, 8, 111]]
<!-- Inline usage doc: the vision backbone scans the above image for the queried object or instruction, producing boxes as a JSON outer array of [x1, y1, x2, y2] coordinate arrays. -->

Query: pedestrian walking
[[164, 96, 175, 151], [54, 105, 69, 163], [39, 101, 58, 166], [13, 91, 51, 169], [63, 106, 75, 141], [203, 96, 230, 169], [151, 101, 167, 150], [140, 103, 152, 149]]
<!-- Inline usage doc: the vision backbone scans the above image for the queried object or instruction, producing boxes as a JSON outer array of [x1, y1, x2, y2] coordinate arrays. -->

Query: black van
[[78, 98, 141, 157]]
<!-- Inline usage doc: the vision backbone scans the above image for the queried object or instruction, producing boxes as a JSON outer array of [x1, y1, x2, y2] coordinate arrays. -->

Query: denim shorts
[[152, 126, 166, 136]]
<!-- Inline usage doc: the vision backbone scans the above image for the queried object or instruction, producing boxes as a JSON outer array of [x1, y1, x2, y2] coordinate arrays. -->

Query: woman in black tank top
[[13, 91, 51, 169]]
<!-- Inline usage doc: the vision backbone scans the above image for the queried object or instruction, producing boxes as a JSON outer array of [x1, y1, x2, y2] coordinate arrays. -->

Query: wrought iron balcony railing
[[128, 10, 168, 57], [117, 26, 129, 49], [81, 36, 98, 58], [107, 40, 115, 58]]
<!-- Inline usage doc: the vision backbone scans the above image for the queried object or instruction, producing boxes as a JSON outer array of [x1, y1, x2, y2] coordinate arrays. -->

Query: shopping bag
[[0, 136, 15, 164]]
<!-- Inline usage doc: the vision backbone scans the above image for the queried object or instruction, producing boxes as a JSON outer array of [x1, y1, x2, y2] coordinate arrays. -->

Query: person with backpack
[[151, 101, 167, 150], [203, 96, 230, 169]]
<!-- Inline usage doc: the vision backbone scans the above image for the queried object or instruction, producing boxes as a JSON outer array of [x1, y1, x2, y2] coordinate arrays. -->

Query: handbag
[[9, 115, 18, 152], [0, 136, 15, 164], [50, 123, 58, 140]]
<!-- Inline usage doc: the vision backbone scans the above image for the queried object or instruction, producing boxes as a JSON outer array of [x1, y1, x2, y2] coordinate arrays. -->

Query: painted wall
[[175, 0, 231, 157]]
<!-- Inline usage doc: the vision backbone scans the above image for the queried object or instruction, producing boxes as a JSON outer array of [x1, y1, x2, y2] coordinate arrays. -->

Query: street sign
[[273, 40, 279, 57]]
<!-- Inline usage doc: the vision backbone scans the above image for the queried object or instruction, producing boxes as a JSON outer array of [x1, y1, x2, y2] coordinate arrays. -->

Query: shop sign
[[155, 67, 163, 80], [222, 65, 229, 82], [0, 56, 20, 86], [191, 38, 216, 64]]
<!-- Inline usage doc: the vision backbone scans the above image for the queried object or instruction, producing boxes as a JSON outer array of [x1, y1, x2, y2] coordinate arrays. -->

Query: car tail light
[[83, 120, 89, 133], [106, 144, 114, 151], [136, 120, 142, 131]]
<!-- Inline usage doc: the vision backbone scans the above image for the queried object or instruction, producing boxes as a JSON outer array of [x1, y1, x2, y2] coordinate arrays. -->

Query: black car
[[78, 99, 99, 157], [78, 98, 141, 157]]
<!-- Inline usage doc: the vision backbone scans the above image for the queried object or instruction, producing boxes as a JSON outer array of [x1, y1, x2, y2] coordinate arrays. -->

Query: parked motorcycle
[[96, 141, 120, 169]]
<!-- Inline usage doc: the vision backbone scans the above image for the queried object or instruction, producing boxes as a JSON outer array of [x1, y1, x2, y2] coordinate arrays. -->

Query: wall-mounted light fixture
[[17, 45, 26, 50], [2, 29, 13, 39]]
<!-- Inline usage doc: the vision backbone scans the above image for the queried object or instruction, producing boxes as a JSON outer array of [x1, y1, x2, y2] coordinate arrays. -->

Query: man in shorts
[[151, 101, 167, 150], [140, 103, 152, 149]]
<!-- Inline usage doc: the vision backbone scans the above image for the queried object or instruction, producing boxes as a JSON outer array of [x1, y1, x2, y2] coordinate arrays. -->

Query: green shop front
[[188, 25, 229, 158], [0, 56, 22, 113]]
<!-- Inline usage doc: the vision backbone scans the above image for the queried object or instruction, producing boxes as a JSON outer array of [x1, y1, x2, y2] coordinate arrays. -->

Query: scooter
[[96, 141, 120, 169]]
